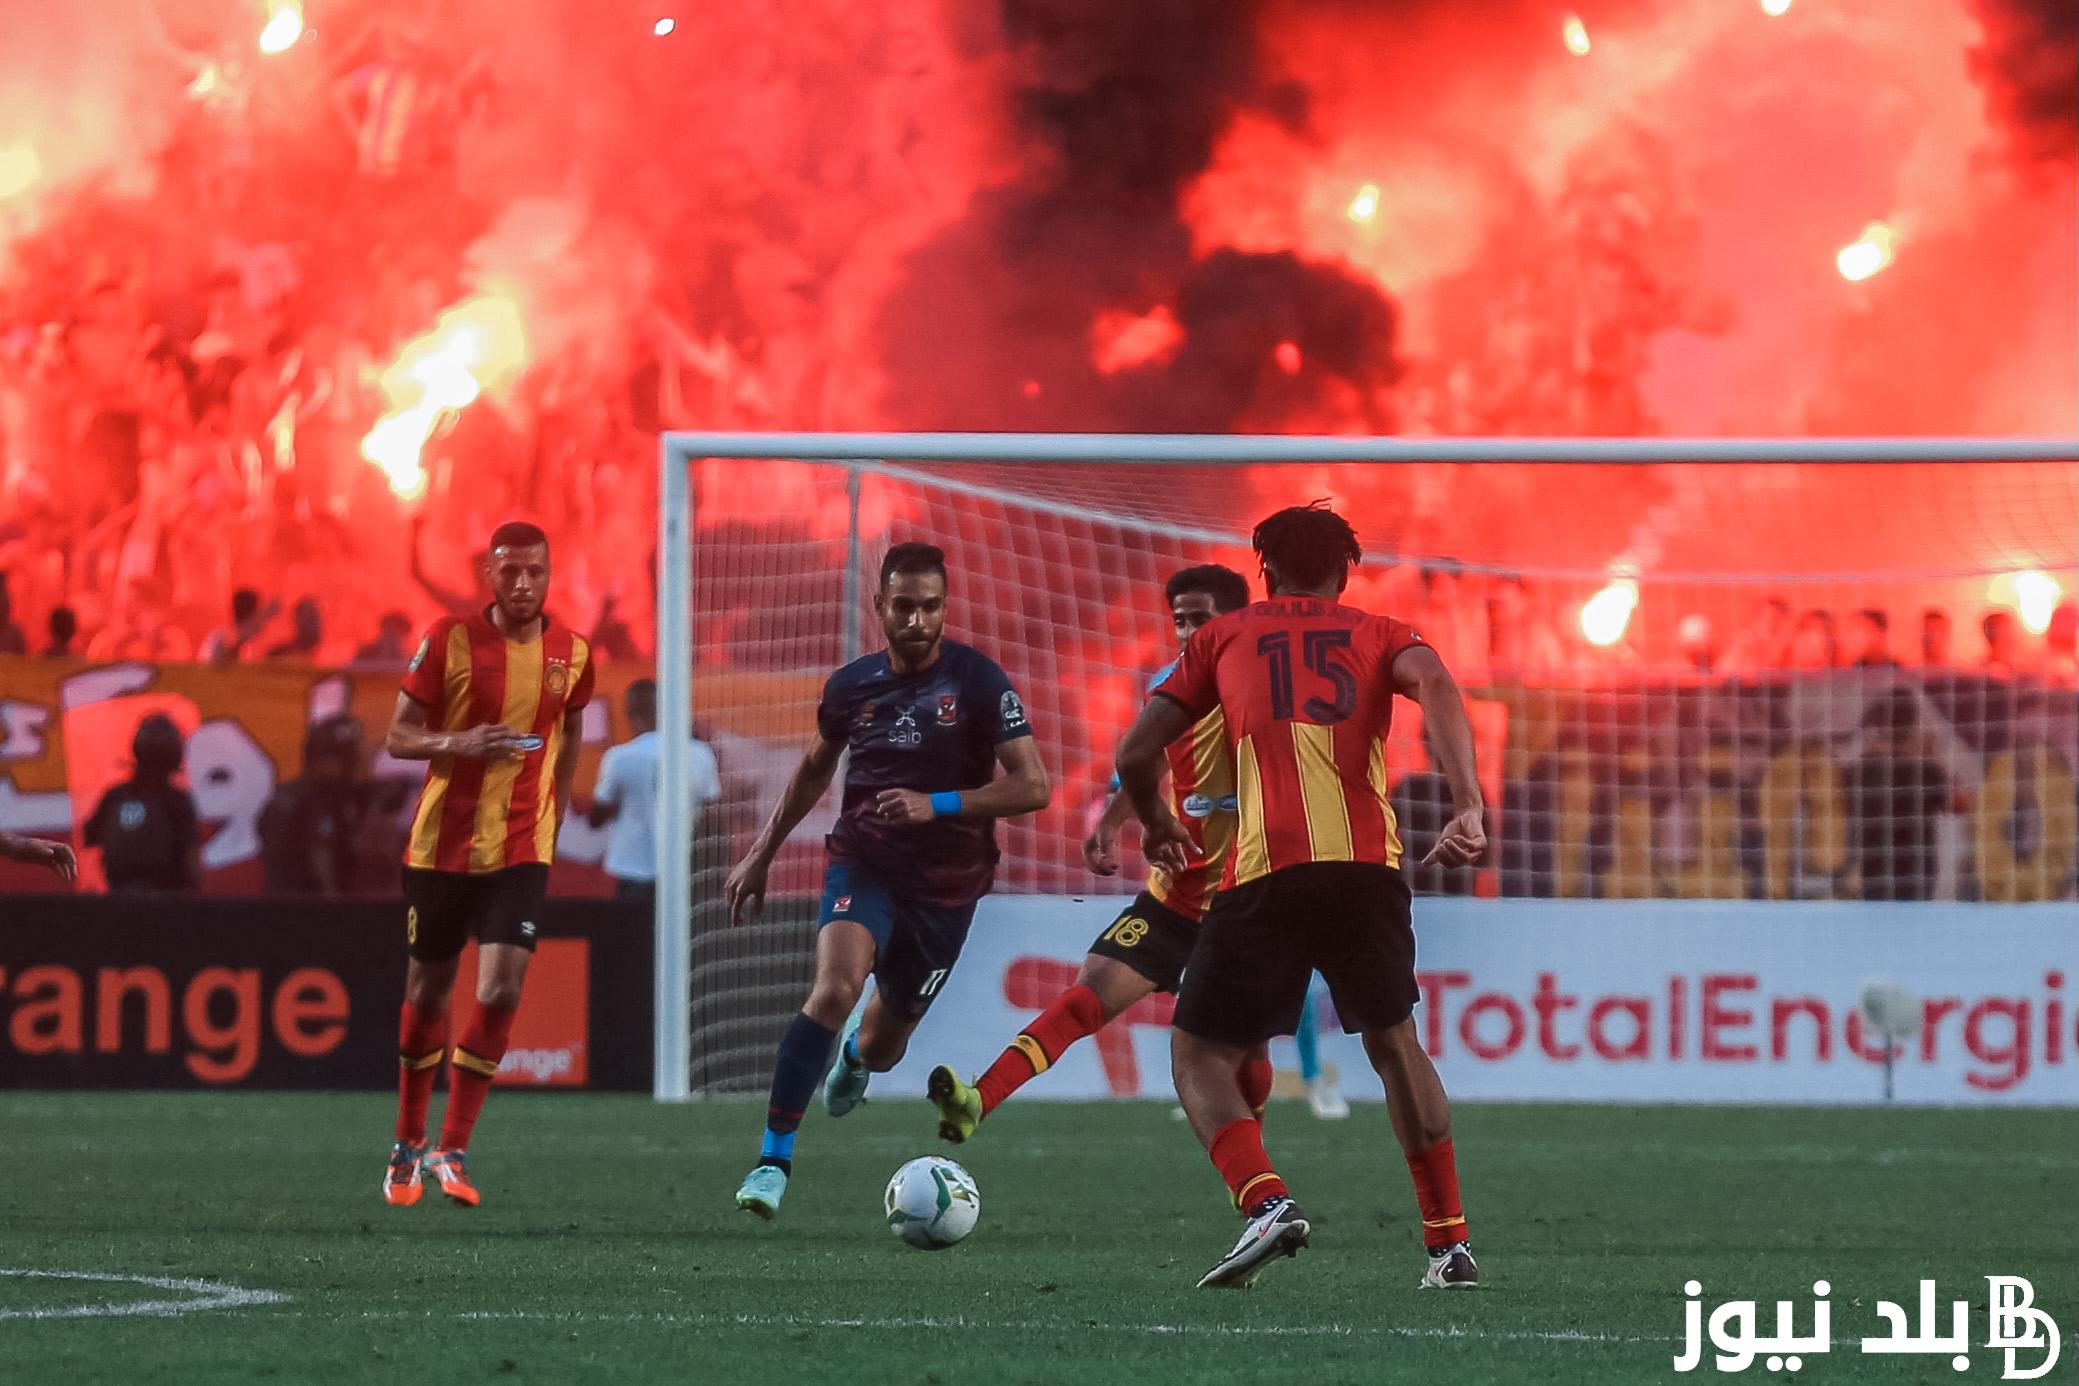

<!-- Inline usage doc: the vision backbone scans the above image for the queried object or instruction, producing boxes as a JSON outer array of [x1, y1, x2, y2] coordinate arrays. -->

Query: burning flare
[[258, 2, 305, 56], [1836, 223, 1896, 282], [360, 294, 527, 502]]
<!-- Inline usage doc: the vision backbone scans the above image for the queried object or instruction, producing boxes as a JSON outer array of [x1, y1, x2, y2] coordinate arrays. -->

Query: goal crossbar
[[648, 431, 2078, 1100]]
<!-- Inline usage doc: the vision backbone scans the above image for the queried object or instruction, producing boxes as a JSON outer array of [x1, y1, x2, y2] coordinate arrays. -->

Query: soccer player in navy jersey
[[724, 542, 1051, 1220]]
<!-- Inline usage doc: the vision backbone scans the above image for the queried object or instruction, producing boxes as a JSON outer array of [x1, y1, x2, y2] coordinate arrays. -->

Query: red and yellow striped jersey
[[1144, 676, 1237, 921], [1153, 597, 1426, 889], [400, 611, 595, 874]]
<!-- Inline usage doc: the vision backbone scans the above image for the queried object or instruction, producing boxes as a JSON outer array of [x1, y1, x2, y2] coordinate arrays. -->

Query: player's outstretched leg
[[1363, 1019, 1476, 1288], [737, 1012, 839, 1219], [938, 984, 1106, 1143], [1174, 1029, 1310, 1289], [1297, 981, 1348, 1120], [824, 1011, 872, 1117]]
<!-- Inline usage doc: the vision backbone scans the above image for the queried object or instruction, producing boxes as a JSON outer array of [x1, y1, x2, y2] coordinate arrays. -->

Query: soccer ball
[[884, 1156, 980, 1249]]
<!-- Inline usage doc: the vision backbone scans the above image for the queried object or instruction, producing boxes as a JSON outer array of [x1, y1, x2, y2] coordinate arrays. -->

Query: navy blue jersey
[[816, 639, 1035, 904]]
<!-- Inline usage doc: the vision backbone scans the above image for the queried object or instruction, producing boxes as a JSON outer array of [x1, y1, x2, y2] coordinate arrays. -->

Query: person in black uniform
[[84, 714, 199, 893]]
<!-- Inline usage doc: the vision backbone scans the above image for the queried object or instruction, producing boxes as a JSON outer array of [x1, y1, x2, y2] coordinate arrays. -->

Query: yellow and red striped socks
[[394, 1000, 447, 1145], [438, 1000, 517, 1152], [1210, 1117, 1288, 1217], [1405, 1137, 1469, 1248], [975, 984, 1106, 1116]]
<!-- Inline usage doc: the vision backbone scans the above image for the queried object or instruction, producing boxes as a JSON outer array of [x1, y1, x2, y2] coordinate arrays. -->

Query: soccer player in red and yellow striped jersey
[[378, 521, 595, 1208], [1118, 501, 1489, 1291], [926, 566, 1269, 1143]]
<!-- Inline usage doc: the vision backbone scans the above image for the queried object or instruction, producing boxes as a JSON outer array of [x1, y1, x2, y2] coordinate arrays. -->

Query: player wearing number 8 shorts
[[926, 565, 1276, 1144]]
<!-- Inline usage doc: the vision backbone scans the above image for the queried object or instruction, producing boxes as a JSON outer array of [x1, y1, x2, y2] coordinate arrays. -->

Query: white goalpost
[[651, 432, 2077, 1102]]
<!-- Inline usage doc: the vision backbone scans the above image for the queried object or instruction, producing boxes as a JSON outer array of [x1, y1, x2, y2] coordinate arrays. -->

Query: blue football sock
[[1296, 984, 1322, 1084], [759, 1012, 837, 1173]]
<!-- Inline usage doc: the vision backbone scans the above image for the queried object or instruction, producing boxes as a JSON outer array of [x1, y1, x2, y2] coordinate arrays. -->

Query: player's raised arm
[[724, 732, 845, 925], [1390, 643, 1487, 867]]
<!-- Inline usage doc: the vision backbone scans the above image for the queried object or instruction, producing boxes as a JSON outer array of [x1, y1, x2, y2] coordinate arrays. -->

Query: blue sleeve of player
[[815, 669, 851, 745], [975, 657, 1035, 744]]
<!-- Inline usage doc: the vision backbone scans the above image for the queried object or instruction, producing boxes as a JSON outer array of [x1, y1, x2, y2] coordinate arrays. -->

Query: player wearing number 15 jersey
[[926, 565, 1270, 1143], [1118, 501, 1490, 1291]]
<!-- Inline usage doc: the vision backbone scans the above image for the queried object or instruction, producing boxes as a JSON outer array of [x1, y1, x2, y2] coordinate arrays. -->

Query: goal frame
[[650, 431, 2075, 1101]]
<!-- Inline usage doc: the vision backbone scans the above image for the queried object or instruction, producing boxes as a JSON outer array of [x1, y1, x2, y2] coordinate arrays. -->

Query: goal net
[[653, 436, 2078, 1099]]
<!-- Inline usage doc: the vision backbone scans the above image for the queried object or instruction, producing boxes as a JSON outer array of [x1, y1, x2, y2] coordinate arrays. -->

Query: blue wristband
[[929, 792, 963, 818]]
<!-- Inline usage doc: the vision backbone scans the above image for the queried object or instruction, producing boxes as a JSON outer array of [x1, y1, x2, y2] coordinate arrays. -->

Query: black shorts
[[1172, 862, 1416, 1048], [402, 864, 550, 962], [819, 861, 978, 1020], [1085, 890, 1198, 994]]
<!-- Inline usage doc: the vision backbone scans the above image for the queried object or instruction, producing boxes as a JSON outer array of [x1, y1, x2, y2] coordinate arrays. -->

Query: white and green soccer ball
[[884, 1156, 980, 1249]]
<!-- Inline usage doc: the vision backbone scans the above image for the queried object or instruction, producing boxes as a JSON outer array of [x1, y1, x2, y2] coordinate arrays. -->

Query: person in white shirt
[[587, 679, 720, 903]]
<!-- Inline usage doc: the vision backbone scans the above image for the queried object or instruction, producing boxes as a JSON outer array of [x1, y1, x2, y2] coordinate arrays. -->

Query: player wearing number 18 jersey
[[926, 566, 1269, 1143], [1118, 501, 1490, 1291]]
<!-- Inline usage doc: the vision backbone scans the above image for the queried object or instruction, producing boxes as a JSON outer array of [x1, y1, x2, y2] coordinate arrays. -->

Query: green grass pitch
[[2, 1093, 2072, 1384]]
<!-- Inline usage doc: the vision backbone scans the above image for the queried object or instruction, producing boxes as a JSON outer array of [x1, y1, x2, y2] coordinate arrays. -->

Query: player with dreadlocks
[[1116, 501, 1488, 1291]]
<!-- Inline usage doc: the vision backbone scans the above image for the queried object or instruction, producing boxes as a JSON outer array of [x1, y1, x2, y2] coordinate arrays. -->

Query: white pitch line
[[0, 1268, 291, 1320], [336, 1307, 1657, 1345]]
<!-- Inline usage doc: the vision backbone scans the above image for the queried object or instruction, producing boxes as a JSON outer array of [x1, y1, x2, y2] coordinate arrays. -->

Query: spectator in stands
[[198, 588, 278, 665], [1788, 609, 1838, 670], [1725, 596, 1793, 671], [83, 713, 199, 893], [1675, 613, 1717, 674], [265, 597, 323, 660], [260, 714, 371, 894], [2047, 602, 2077, 687], [350, 611, 415, 672], [1391, 727, 1480, 897], [1846, 689, 1950, 902], [1848, 608, 1897, 668], [587, 678, 721, 904], [1920, 607, 1953, 667], [43, 606, 77, 659], [85, 581, 195, 663], [1981, 610, 2022, 677], [1486, 574, 1566, 683], [0, 577, 26, 655]]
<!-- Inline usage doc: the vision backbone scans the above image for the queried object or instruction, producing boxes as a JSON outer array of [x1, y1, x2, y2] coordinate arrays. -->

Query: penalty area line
[[0, 1268, 291, 1320]]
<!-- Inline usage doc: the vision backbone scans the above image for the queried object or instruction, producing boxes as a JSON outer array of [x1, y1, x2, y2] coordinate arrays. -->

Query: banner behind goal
[[652, 435, 2078, 1099]]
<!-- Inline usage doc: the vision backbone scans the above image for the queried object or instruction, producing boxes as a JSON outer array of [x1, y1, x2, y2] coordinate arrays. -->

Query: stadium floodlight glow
[[258, 2, 304, 55], [1563, 14, 1591, 55], [1346, 183, 1381, 223], [650, 431, 2077, 1102], [1580, 579, 1638, 647], [1837, 223, 1896, 282]]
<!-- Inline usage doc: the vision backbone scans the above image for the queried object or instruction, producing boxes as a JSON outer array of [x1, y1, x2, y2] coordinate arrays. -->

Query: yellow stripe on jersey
[[1233, 735, 1271, 883], [406, 623, 477, 870], [532, 638, 590, 862], [470, 638, 545, 873], [1189, 709, 1232, 798], [1291, 721, 1353, 863], [1367, 736, 1404, 869]]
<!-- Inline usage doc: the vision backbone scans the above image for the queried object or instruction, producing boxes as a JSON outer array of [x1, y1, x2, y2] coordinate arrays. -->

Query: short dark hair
[[1165, 564, 1250, 614], [1251, 501, 1361, 594], [1983, 609, 2015, 641], [132, 713, 185, 782], [880, 542, 947, 589], [489, 520, 549, 553], [1856, 608, 1888, 633], [48, 606, 77, 639], [627, 678, 657, 724], [232, 588, 260, 623]]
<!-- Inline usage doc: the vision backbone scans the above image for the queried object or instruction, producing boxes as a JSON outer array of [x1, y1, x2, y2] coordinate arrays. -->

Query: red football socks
[[438, 1000, 518, 1152], [1236, 1052, 1274, 1117], [394, 1000, 447, 1145], [1405, 1137, 1469, 1248], [975, 984, 1106, 1116], [1210, 1117, 1288, 1217]]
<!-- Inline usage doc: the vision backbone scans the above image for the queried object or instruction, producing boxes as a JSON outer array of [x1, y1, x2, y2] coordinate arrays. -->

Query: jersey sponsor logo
[[519, 920, 537, 939], [1000, 689, 1027, 729], [890, 706, 921, 745], [1181, 792, 1241, 819], [407, 637, 428, 674], [937, 695, 959, 725], [544, 660, 569, 697]]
